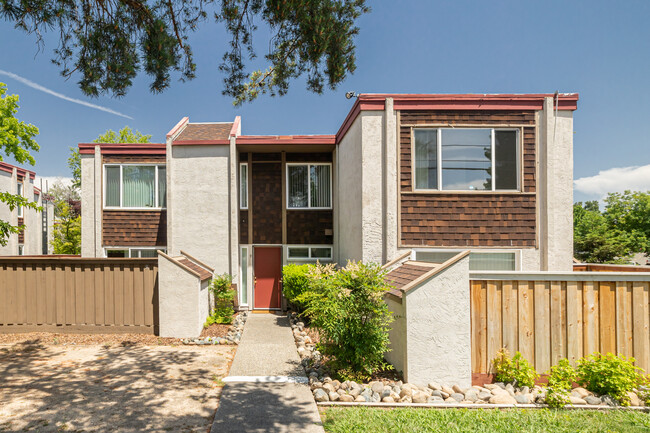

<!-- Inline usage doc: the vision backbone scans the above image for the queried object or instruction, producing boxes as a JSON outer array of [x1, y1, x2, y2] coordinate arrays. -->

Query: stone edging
[[316, 402, 650, 411], [182, 311, 248, 345]]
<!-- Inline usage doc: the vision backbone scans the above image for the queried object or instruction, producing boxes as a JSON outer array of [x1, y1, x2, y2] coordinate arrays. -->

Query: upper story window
[[16, 182, 23, 217], [414, 128, 519, 191], [240, 163, 248, 209], [104, 164, 166, 209], [287, 163, 331, 209]]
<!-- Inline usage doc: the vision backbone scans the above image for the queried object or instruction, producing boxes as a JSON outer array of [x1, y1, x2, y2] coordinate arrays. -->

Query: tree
[[0, 82, 40, 246], [603, 191, 650, 255], [68, 126, 152, 189], [0, 0, 369, 105], [50, 201, 81, 254]]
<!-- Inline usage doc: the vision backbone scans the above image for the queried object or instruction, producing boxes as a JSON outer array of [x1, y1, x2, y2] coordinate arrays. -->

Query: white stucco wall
[[158, 254, 205, 338], [360, 111, 385, 264], [383, 99, 399, 263], [385, 296, 408, 378], [404, 255, 471, 387], [167, 145, 231, 272], [24, 179, 40, 255], [80, 150, 100, 257], [539, 97, 574, 271], [337, 115, 363, 263], [520, 248, 541, 271], [0, 170, 15, 255]]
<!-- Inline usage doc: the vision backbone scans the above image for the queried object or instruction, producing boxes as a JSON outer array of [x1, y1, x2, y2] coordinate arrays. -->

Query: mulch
[[200, 323, 232, 338], [0, 332, 182, 347]]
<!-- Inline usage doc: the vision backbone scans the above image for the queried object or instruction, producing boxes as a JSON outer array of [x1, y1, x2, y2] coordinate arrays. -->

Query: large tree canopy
[[0, 0, 369, 104], [0, 82, 40, 246]]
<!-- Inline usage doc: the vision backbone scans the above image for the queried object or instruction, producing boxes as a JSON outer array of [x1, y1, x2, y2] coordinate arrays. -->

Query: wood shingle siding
[[252, 162, 282, 244], [17, 217, 24, 244], [399, 110, 538, 248], [239, 211, 249, 244], [286, 210, 333, 244], [103, 210, 167, 246]]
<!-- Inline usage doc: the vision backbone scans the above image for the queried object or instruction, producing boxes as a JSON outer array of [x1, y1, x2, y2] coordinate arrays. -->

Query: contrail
[[0, 70, 133, 119]]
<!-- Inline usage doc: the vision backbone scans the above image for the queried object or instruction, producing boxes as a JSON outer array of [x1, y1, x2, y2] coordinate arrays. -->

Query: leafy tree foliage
[[0, 82, 40, 246], [50, 200, 81, 254], [1, 0, 369, 104], [603, 191, 650, 255]]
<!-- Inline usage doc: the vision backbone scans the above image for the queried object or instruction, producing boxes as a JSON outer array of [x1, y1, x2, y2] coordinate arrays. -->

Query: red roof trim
[[336, 93, 579, 143], [172, 139, 230, 145], [0, 161, 36, 179], [236, 135, 336, 145], [78, 143, 166, 155], [166, 117, 189, 139]]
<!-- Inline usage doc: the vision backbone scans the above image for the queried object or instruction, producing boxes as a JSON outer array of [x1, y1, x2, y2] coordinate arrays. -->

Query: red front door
[[254, 247, 282, 309]]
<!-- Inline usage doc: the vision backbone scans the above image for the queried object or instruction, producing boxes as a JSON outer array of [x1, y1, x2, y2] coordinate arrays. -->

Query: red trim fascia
[[166, 116, 189, 139], [236, 135, 336, 145], [172, 139, 230, 145], [335, 93, 579, 143], [78, 143, 166, 155], [230, 116, 241, 137], [0, 161, 36, 179]]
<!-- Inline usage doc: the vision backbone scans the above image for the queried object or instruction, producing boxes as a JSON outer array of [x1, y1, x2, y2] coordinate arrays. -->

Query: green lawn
[[321, 407, 650, 433]]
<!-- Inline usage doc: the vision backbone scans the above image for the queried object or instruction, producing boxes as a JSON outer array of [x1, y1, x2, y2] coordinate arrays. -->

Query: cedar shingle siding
[[103, 210, 167, 246], [286, 210, 333, 244], [399, 110, 537, 248], [252, 162, 282, 244]]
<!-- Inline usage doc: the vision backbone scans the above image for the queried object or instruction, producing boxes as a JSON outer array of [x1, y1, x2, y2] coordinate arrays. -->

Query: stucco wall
[[158, 254, 204, 337], [24, 179, 40, 255], [404, 255, 471, 387], [520, 248, 541, 271], [337, 115, 363, 263], [383, 99, 399, 263], [539, 97, 574, 271], [385, 296, 408, 378], [167, 145, 231, 272], [0, 170, 15, 255], [81, 151, 99, 257]]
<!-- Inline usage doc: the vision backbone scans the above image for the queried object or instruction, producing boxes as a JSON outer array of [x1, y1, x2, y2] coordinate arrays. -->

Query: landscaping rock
[[354, 396, 365, 402], [381, 388, 392, 399], [442, 385, 455, 396], [328, 392, 340, 402], [348, 387, 361, 398], [602, 395, 618, 407], [322, 383, 335, 394], [450, 393, 464, 403], [313, 389, 329, 402], [428, 382, 442, 391], [400, 395, 412, 403], [430, 390, 444, 399], [464, 388, 479, 402], [412, 391, 429, 403], [399, 387, 413, 398], [483, 384, 499, 390], [584, 395, 602, 405], [571, 387, 591, 399], [371, 382, 384, 394], [627, 392, 641, 407], [514, 394, 531, 404], [489, 394, 517, 405], [444, 397, 456, 403], [495, 382, 506, 389], [338, 394, 354, 402], [428, 396, 444, 403], [452, 384, 464, 394], [520, 386, 530, 395], [478, 391, 492, 401], [382, 396, 395, 403], [568, 396, 587, 405]]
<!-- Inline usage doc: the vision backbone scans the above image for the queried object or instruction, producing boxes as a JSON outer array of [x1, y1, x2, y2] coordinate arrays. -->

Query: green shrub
[[297, 261, 393, 381], [576, 352, 644, 406], [206, 273, 235, 326], [545, 359, 577, 408], [282, 264, 312, 307], [492, 349, 539, 388]]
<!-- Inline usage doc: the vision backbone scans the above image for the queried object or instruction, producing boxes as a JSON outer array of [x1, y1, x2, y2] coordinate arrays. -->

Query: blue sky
[[1, 0, 649, 202]]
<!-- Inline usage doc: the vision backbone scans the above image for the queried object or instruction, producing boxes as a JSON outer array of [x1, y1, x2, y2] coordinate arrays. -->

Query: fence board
[[518, 281, 535, 363], [502, 281, 518, 352], [599, 282, 616, 355], [550, 281, 563, 365], [583, 281, 599, 356], [566, 281, 582, 363], [632, 282, 649, 371], [0, 258, 158, 334], [534, 281, 551, 372], [487, 281, 502, 368]]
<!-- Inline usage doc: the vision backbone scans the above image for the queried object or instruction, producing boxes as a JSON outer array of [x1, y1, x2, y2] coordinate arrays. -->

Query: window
[[105, 247, 164, 258], [240, 247, 248, 305], [287, 163, 331, 209], [18, 245, 24, 256], [16, 182, 23, 217], [415, 250, 518, 271], [414, 128, 519, 191], [240, 163, 248, 209], [287, 246, 333, 261], [104, 165, 166, 208]]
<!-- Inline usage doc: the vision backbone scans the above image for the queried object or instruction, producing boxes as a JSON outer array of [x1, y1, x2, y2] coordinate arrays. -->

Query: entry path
[[211, 313, 324, 433]]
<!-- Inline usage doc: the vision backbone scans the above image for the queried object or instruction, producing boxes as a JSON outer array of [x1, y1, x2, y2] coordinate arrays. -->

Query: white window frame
[[413, 248, 521, 271], [286, 245, 333, 261], [240, 246, 249, 306], [285, 163, 333, 210], [104, 247, 165, 258], [240, 163, 248, 209], [413, 128, 521, 192], [16, 182, 23, 217], [103, 164, 167, 210]]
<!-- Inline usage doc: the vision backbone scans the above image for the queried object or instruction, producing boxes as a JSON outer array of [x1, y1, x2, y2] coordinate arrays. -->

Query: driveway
[[0, 339, 236, 432]]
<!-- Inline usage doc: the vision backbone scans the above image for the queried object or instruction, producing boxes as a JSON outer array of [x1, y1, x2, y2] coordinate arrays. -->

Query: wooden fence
[[0, 257, 158, 334], [470, 273, 650, 380]]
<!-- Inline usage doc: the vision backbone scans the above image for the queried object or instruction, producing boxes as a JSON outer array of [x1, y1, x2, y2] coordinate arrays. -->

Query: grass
[[321, 407, 650, 433]]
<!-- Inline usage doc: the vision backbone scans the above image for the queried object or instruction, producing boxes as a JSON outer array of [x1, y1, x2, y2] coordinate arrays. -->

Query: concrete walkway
[[211, 314, 324, 433]]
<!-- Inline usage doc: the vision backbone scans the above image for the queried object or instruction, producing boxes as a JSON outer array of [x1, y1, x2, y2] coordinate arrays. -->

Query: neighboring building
[[79, 93, 578, 310], [0, 161, 55, 255]]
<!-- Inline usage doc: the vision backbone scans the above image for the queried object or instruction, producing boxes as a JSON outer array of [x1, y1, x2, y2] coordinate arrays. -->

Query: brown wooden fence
[[0, 257, 158, 334], [470, 275, 650, 381]]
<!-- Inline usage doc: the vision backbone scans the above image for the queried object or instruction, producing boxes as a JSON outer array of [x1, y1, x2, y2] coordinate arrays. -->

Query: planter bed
[[182, 311, 248, 345]]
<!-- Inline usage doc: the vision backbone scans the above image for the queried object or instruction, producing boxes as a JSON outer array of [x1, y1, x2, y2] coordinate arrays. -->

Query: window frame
[[17, 245, 24, 256], [411, 127, 521, 192], [240, 162, 248, 210], [104, 247, 165, 258], [286, 245, 333, 261], [285, 162, 333, 210], [413, 248, 521, 271], [16, 181, 23, 217], [103, 163, 167, 210]]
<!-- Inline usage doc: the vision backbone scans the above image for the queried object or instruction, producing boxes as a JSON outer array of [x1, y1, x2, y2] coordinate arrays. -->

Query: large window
[[287, 163, 331, 209], [415, 250, 518, 271], [105, 247, 163, 258], [240, 163, 248, 209], [414, 128, 519, 191], [105, 165, 166, 208], [287, 245, 333, 262]]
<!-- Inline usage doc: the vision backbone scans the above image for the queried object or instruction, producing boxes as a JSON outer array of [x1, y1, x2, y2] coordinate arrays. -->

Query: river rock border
[[182, 311, 248, 345], [288, 312, 648, 409]]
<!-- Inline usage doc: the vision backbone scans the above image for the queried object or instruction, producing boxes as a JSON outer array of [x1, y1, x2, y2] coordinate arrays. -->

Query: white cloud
[[574, 165, 650, 198], [0, 70, 133, 119], [34, 176, 74, 192]]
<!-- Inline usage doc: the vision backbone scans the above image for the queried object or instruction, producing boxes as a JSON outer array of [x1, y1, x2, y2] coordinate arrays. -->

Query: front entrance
[[253, 246, 282, 310]]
